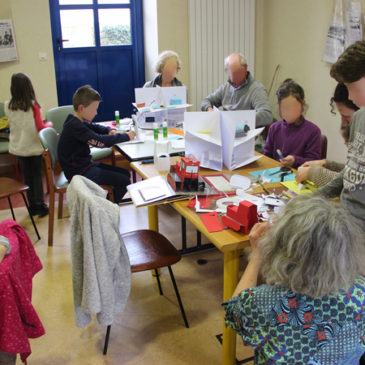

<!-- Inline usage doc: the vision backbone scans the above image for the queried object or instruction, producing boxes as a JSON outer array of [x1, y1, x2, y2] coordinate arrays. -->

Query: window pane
[[98, 0, 129, 3], [60, 10, 95, 48], [99, 9, 131, 46], [59, 0, 92, 4]]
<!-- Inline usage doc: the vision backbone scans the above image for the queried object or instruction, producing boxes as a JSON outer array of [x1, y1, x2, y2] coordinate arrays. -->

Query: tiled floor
[[0, 201, 254, 365]]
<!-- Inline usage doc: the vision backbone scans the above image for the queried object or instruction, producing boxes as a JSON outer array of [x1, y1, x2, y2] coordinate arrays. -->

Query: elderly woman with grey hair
[[223, 195, 365, 365], [144, 50, 183, 88]]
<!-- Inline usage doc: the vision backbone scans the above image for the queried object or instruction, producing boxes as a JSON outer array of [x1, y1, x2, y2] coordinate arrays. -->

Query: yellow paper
[[281, 181, 317, 195]]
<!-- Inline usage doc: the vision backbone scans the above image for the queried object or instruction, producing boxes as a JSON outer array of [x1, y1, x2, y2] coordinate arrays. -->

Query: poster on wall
[[345, 1, 362, 47], [323, 0, 345, 64], [0, 19, 18, 63]]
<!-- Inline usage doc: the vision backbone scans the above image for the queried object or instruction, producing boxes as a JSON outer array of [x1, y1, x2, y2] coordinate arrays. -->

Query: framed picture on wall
[[0, 19, 18, 62]]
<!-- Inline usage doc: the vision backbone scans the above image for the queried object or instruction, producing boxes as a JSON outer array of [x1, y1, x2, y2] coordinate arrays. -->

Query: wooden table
[[130, 153, 282, 365]]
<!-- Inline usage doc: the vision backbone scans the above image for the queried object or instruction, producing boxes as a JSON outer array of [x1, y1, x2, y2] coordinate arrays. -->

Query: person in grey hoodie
[[200, 53, 272, 127], [317, 40, 365, 231]]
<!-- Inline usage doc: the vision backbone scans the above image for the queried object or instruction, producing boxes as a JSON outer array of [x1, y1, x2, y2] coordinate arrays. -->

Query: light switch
[[39, 52, 47, 61]]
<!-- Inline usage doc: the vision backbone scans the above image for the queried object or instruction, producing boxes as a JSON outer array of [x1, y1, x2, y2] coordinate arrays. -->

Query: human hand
[[301, 159, 326, 167], [127, 130, 136, 140], [207, 107, 214, 112], [280, 155, 295, 167], [249, 222, 268, 251], [296, 166, 310, 183], [109, 129, 118, 135]]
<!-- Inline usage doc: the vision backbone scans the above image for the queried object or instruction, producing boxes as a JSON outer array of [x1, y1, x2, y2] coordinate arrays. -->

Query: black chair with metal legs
[[103, 229, 189, 355]]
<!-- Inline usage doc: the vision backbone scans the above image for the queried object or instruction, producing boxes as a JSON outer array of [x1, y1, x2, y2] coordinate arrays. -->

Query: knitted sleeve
[[324, 160, 345, 172], [307, 165, 341, 187]]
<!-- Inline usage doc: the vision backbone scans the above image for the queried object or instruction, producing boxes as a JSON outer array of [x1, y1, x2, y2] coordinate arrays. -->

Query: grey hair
[[155, 50, 181, 74], [259, 195, 365, 297], [224, 53, 247, 69]]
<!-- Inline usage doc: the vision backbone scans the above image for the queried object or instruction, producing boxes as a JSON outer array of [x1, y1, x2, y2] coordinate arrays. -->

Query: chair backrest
[[0, 102, 4, 118], [39, 128, 59, 168], [321, 134, 328, 159], [46, 105, 74, 134]]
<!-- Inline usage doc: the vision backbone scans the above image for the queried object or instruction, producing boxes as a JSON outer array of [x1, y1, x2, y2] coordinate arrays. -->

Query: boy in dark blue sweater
[[58, 85, 135, 203]]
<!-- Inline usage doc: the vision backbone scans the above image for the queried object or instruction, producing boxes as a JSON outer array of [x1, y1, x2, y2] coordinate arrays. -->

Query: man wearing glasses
[[201, 53, 272, 127]]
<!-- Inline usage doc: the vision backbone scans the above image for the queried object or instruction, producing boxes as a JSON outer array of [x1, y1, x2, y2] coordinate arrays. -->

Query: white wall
[[0, 0, 58, 117], [156, 0, 190, 92], [255, 0, 348, 162], [142, 0, 159, 83]]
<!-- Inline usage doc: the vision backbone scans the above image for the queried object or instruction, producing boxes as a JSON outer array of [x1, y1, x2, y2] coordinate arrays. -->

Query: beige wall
[[156, 0, 190, 92], [255, 0, 347, 162], [0, 0, 58, 117], [142, 0, 159, 82]]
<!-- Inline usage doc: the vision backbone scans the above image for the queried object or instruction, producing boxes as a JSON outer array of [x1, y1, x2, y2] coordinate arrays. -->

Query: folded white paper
[[184, 110, 263, 171]]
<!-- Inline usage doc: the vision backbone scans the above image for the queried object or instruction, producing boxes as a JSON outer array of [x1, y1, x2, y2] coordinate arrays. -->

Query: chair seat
[[0, 141, 9, 153], [122, 230, 181, 272], [55, 172, 69, 190], [90, 147, 112, 161], [0, 177, 29, 198]]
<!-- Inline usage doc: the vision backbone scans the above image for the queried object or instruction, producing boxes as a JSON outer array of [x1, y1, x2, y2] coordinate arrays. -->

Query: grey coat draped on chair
[[67, 175, 131, 327]]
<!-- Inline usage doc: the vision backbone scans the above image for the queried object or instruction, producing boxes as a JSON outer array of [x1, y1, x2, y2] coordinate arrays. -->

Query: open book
[[127, 175, 189, 207]]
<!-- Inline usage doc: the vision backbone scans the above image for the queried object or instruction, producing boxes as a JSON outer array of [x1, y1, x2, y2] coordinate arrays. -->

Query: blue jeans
[[83, 162, 130, 203]]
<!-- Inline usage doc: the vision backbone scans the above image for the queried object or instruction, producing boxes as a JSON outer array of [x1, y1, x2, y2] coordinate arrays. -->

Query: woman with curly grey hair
[[144, 50, 183, 88], [223, 195, 365, 364]]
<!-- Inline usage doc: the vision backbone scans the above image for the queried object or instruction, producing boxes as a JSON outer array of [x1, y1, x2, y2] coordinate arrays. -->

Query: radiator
[[188, 0, 255, 110]]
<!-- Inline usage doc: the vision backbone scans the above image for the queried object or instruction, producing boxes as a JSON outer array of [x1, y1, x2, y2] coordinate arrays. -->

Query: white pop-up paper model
[[133, 86, 191, 129], [184, 109, 264, 171]]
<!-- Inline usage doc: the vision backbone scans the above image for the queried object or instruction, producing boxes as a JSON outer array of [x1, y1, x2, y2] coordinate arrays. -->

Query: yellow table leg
[[148, 205, 160, 277], [222, 250, 240, 365], [148, 205, 159, 232]]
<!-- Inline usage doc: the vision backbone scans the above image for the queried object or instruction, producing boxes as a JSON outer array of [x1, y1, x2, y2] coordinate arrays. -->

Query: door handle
[[56, 38, 69, 44]]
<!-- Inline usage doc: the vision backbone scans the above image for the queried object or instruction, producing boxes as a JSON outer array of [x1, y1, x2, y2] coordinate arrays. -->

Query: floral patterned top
[[223, 276, 365, 364]]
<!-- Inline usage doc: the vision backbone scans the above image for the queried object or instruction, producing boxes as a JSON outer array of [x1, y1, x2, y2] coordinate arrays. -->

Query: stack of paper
[[127, 175, 189, 207]]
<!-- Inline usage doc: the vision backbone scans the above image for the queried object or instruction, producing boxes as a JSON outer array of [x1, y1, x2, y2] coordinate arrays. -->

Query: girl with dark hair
[[264, 79, 322, 168], [5, 73, 52, 217], [297, 83, 359, 186]]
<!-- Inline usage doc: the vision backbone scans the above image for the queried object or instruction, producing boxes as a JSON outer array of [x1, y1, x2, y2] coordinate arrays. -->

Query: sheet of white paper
[[184, 111, 222, 137], [232, 154, 263, 169], [184, 131, 222, 171], [160, 86, 187, 105], [127, 175, 176, 207], [170, 139, 185, 149], [220, 110, 261, 170], [235, 191, 264, 210], [135, 88, 163, 107], [184, 111, 223, 170], [230, 175, 251, 190]]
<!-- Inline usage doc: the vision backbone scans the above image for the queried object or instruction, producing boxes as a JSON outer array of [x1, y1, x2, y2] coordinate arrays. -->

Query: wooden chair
[[46, 105, 115, 164], [103, 229, 189, 354], [39, 128, 115, 246], [0, 177, 40, 240], [321, 134, 328, 159]]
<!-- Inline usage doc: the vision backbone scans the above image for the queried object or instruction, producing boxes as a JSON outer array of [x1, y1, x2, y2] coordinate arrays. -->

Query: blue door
[[49, 0, 145, 121]]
